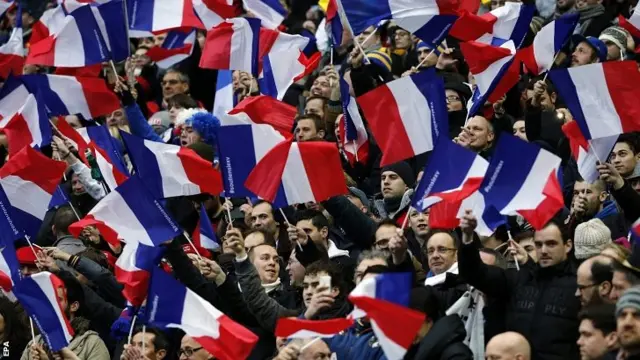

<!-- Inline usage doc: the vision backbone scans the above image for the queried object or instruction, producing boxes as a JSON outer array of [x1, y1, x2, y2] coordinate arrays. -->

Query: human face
[[244, 232, 266, 253], [356, 26, 380, 50], [374, 225, 396, 251], [611, 142, 639, 178], [355, 258, 387, 284], [575, 0, 599, 9], [418, 47, 438, 68], [302, 271, 329, 307], [465, 116, 494, 152], [445, 89, 463, 112], [490, 0, 506, 9], [394, 29, 412, 50], [381, 171, 408, 199], [169, 106, 182, 123], [250, 203, 278, 236], [533, 224, 570, 268], [518, 238, 538, 262], [408, 208, 429, 238], [65, 115, 82, 129], [604, 41, 622, 61], [618, 308, 640, 352], [611, 271, 633, 302], [296, 219, 327, 248], [310, 76, 331, 98], [56, 287, 70, 319], [179, 336, 211, 360], [512, 120, 527, 142], [573, 181, 606, 218], [305, 99, 325, 119], [139, 37, 155, 48], [162, 72, 188, 100], [557, 0, 576, 11], [426, 233, 457, 275], [71, 174, 86, 195], [106, 108, 126, 127], [576, 261, 600, 307], [286, 253, 305, 287], [132, 332, 164, 360], [578, 319, 611, 360], [295, 119, 320, 142], [251, 245, 280, 284], [133, 48, 151, 69], [299, 340, 332, 360], [572, 42, 596, 67], [180, 126, 201, 147]]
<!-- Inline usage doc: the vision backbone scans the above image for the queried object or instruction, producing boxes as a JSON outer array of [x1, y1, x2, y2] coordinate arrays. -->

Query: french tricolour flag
[[217, 95, 295, 201], [147, 267, 259, 360], [462, 40, 519, 117], [481, 135, 564, 230], [115, 239, 165, 306], [357, 68, 448, 167], [619, 5, 640, 43], [549, 61, 640, 141], [30, 5, 67, 44], [212, 70, 234, 119], [0, 240, 21, 298], [336, 0, 458, 47], [245, 139, 349, 206], [0, 4, 24, 79], [258, 28, 310, 72], [0, 76, 30, 121], [562, 120, 618, 185], [0, 94, 52, 155], [454, 3, 534, 47], [121, 131, 224, 199], [193, 204, 220, 251], [13, 272, 74, 351], [0, 146, 66, 240], [413, 137, 488, 211], [0, 1, 13, 18], [26, 4, 111, 67], [326, 0, 344, 46], [199, 17, 261, 75], [260, 48, 320, 101], [147, 29, 196, 69], [520, 14, 579, 75], [275, 317, 354, 339], [127, 0, 203, 34], [339, 77, 369, 165], [68, 177, 182, 247], [21, 74, 120, 119], [348, 273, 425, 360], [244, 0, 287, 29], [193, 0, 241, 30]]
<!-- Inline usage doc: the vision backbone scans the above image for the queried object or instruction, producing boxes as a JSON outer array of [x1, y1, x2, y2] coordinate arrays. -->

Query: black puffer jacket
[[408, 315, 473, 360], [459, 239, 580, 360]]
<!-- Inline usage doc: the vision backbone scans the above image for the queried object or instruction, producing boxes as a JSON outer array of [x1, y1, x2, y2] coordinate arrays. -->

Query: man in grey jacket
[[51, 206, 86, 255]]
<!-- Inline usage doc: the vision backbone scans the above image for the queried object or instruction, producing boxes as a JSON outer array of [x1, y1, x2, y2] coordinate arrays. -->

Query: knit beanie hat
[[616, 286, 640, 317], [599, 26, 628, 58], [574, 218, 612, 259], [381, 161, 415, 187]]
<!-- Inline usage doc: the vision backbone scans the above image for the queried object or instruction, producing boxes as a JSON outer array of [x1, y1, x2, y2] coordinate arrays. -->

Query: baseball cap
[[572, 35, 608, 62]]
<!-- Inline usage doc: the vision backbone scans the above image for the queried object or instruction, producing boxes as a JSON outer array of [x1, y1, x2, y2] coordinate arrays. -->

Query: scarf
[[446, 287, 485, 360], [577, 4, 606, 21], [327, 240, 350, 259], [424, 262, 458, 286], [262, 278, 282, 294], [383, 195, 403, 214]]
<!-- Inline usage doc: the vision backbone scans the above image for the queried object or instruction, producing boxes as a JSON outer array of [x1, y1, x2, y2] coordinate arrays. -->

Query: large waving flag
[[121, 131, 224, 199], [348, 273, 425, 360], [413, 137, 488, 211], [462, 40, 519, 117], [258, 28, 310, 72], [68, 177, 182, 247], [115, 239, 165, 306], [549, 61, 640, 141], [0, 76, 30, 122], [30, 5, 67, 44], [1, 94, 52, 155], [260, 49, 320, 101], [21, 74, 120, 119], [357, 68, 448, 166], [336, 0, 458, 47], [0, 4, 24, 79], [146, 29, 196, 69], [275, 317, 354, 339], [193, 0, 241, 30], [217, 95, 295, 200], [127, 0, 203, 34], [520, 14, 579, 75], [193, 205, 220, 251], [147, 267, 259, 360], [13, 272, 74, 351], [481, 135, 564, 230], [0, 146, 66, 240], [212, 70, 234, 119], [244, 0, 287, 29], [339, 77, 368, 165], [199, 17, 261, 75], [26, 5, 111, 67], [326, 0, 344, 46], [0, 240, 20, 297], [562, 120, 618, 184], [245, 139, 348, 205]]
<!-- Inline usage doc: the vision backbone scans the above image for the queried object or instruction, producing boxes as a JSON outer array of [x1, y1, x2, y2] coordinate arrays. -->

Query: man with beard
[[576, 256, 614, 307], [616, 287, 640, 359]]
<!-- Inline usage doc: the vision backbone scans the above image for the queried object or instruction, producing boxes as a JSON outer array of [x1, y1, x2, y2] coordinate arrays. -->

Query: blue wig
[[185, 111, 220, 146]]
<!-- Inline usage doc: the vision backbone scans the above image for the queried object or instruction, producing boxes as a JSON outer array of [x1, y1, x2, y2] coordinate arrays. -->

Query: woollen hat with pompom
[[184, 111, 220, 146]]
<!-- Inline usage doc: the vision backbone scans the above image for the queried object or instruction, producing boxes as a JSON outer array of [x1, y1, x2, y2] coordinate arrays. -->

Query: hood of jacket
[[595, 199, 619, 220], [412, 315, 468, 359]]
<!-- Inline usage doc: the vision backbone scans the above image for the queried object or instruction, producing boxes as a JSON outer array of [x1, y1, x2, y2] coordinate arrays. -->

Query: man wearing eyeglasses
[[576, 256, 614, 307], [161, 70, 190, 107], [425, 230, 458, 278], [178, 335, 213, 360]]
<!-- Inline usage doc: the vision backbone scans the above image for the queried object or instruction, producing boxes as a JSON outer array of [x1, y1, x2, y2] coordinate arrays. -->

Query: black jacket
[[458, 239, 580, 360], [408, 315, 473, 360]]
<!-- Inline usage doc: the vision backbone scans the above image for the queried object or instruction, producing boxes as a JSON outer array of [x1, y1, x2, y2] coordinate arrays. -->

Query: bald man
[[576, 256, 614, 307], [485, 332, 531, 360]]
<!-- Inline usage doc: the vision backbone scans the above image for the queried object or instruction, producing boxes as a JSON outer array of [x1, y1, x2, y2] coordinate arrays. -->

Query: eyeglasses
[[576, 283, 598, 292], [178, 347, 203, 357], [426, 247, 457, 256], [446, 96, 461, 104]]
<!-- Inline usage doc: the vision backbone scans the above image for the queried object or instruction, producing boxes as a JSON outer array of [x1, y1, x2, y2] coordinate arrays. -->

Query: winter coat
[[594, 200, 628, 240], [21, 329, 109, 360], [458, 239, 580, 360], [327, 321, 387, 360], [409, 315, 473, 360]]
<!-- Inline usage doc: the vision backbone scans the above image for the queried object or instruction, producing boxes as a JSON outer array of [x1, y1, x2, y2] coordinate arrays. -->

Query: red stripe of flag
[[68, 216, 121, 247], [76, 77, 121, 119], [199, 22, 234, 70], [25, 37, 56, 66], [176, 147, 224, 196], [602, 61, 640, 133], [460, 41, 512, 74], [244, 139, 291, 203], [299, 142, 348, 202], [0, 145, 66, 194]]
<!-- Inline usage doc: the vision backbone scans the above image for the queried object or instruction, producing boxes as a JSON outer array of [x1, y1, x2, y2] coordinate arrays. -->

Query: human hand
[[507, 239, 528, 265], [58, 348, 81, 360], [597, 162, 625, 190], [571, 195, 588, 218], [287, 225, 309, 247], [454, 127, 471, 148], [44, 247, 71, 262], [80, 226, 101, 245], [224, 227, 246, 258], [389, 229, 408, 264], [273, 343, 301, 360], [459, 210, 477, 245], [435, 47, 458, 70], [324, 66, 339, 89], [200, 258, 226, 286], [121, 344, 149, 360], [52, 136, 70, 158], [304, 289, 335, 319], [531, 80, 546, 107], [30, 343, 50, 360], [348, 48, 364, 69], [36, 250, 60, 273]]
